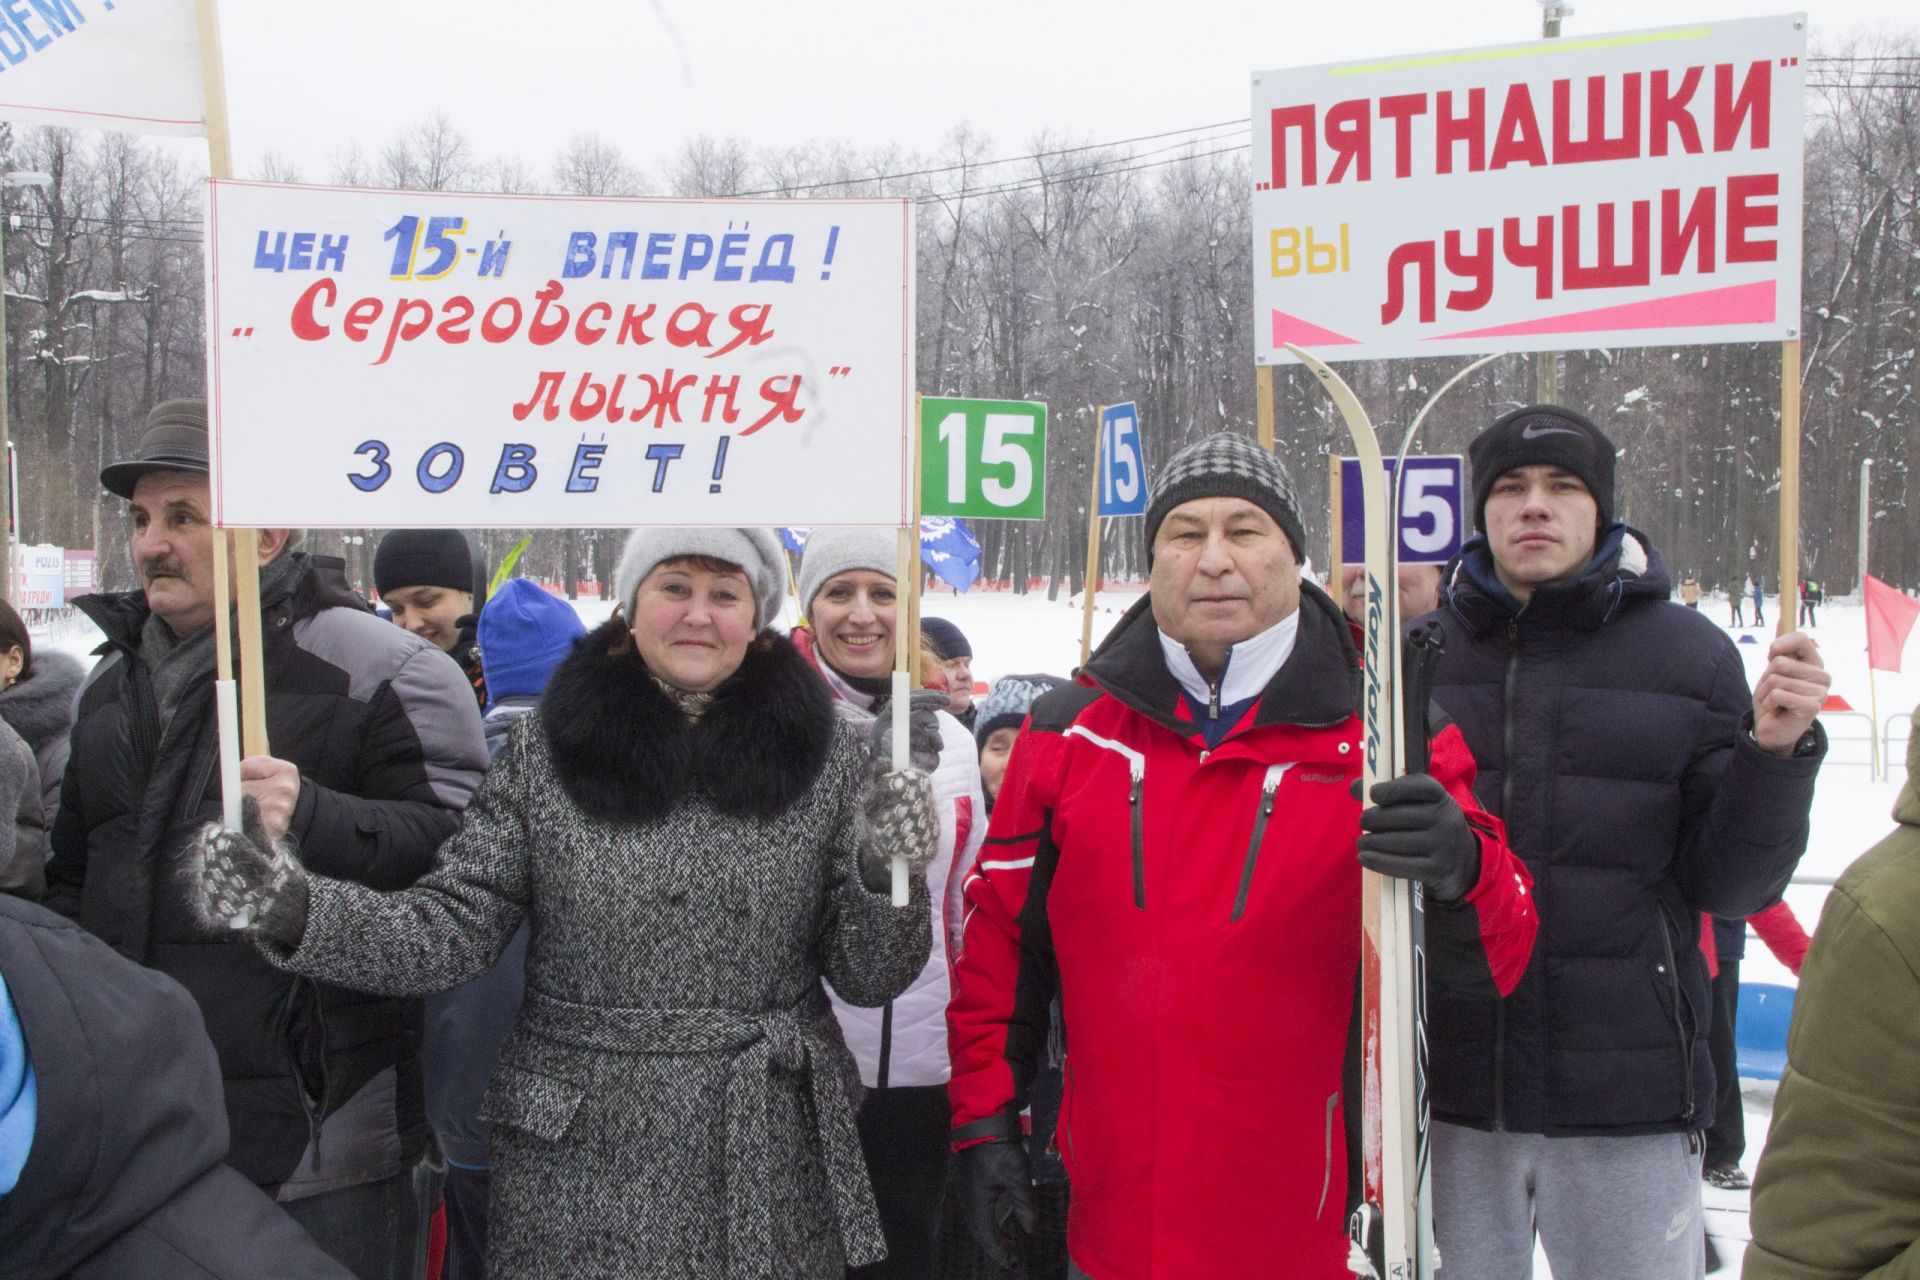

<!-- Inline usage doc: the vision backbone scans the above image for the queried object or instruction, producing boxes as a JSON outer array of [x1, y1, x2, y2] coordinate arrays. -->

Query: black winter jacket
[[0, 894, 352, 1280], [1425, 526, 1823, 1136], [44, 554, 488, 1188]]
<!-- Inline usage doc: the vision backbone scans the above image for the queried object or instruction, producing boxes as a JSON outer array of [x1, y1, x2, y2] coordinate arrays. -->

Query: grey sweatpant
[[1433, 1121, 1706, 1280]]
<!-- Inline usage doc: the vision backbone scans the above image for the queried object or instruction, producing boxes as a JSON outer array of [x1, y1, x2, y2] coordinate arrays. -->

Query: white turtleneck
[[1157, 610, 1300, 714]]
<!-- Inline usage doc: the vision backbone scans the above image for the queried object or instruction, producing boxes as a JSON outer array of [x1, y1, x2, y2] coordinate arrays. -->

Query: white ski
[[1284, 343, 1430, 1280]]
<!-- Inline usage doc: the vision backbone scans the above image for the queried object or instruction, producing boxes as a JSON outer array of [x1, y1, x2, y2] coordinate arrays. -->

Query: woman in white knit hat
[[184, 526, 943, 1280], [792, 526, 989, 1280]]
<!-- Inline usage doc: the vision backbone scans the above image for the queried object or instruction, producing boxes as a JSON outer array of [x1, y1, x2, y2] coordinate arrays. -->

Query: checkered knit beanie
[[974, 673, 1068, 749], [1144, 432, 1305, 561]]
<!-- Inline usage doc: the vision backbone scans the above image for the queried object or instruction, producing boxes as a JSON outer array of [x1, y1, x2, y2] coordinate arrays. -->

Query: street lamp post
[[0, 169, 52, 598]]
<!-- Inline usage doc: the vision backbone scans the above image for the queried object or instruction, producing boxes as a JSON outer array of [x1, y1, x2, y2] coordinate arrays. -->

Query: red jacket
[[947, 590, 1536, 1279]]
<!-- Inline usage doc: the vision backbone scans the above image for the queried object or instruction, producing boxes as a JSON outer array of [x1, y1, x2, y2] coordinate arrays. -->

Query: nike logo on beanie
[[1519, 422, 1586, 440]]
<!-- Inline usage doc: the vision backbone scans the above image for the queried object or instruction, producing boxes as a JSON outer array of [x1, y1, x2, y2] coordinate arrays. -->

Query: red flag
[[1865, 574, 1920, 672]]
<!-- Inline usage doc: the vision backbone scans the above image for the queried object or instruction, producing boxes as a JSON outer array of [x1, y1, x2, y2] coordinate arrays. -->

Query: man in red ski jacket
[[946, 432, 1538, 1280]]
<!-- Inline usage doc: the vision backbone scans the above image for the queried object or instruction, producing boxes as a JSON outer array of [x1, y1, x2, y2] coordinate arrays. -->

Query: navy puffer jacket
[[1424, 525, 1823, 1136]]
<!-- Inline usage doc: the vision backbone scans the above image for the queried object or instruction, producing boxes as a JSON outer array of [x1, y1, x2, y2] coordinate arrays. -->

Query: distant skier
[[1799, 578, 1822, 627], [945, 433, 1536, 1279], [1728, 579, 1746, 627], [1424, 406, 1829, 1280], [1752, 573, 1766, 627]]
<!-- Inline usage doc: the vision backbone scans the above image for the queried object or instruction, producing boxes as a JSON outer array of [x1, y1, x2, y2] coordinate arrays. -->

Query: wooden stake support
[[1256, 365, 1275, 451], [887, 395, 925, 906], [1081, 407, 1104, 668], [1777, 339, 1801, 640], [195, 0, 268, 790], [1328, 454, 1345, 579]]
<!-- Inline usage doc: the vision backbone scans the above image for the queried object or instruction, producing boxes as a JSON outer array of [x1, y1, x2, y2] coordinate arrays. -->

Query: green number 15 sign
[[919, 397, 1048, 521]]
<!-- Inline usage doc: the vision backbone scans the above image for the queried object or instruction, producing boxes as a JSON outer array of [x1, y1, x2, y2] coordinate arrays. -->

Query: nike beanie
[[1468, 405, 1617, 531]]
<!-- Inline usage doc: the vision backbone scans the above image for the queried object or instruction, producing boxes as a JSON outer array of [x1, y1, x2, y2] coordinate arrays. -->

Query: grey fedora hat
[[100, 398, 210, 499]]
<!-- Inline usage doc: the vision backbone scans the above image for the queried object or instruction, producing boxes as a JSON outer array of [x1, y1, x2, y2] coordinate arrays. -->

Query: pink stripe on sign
[[1271, 309, 1361, 348], [1432, 281, 1776, 341]]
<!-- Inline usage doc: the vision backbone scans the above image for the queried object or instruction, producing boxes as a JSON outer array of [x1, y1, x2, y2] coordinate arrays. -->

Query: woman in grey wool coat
[[182, 527, 944, 1280]]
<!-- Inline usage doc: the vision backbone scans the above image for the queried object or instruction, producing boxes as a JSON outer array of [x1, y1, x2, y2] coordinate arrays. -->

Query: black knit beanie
[[1144, 432, 1305, 561], [921, 617, 972, 661], [374, 529, 481, 596], [1469, 406, 1617, 532]]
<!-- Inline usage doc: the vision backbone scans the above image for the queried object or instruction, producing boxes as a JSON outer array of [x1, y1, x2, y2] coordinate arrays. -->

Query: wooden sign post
[[1080, 407, 1104, 667]]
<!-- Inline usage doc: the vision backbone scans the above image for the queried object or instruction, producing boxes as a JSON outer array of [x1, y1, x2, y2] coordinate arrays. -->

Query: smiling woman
[[180, 523, 949, 1279], [790, 526, 989, 1280]]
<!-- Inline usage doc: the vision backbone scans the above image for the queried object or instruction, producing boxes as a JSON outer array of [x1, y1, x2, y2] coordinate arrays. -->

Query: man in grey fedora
[[46, 397, 489, 1280]]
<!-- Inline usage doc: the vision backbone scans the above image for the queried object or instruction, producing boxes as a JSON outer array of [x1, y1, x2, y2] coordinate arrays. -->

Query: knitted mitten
[[858, 766, 938, 893], [183, 796, 310, 949]]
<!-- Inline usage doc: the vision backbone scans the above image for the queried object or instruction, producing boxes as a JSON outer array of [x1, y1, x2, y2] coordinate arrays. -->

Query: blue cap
[[478, 579, 586, 706]]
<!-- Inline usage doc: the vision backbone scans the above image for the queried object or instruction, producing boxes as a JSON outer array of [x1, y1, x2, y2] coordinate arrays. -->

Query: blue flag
[[778, 527, 809, 554], [920, 517, 981, 594]]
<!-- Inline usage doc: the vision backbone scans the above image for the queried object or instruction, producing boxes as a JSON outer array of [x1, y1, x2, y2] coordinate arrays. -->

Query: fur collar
[[540, 618, 836, 823], [0, 649, 86, 752]]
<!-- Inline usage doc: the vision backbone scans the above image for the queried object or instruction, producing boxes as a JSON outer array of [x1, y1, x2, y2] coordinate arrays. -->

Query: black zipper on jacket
[[877, 1001, 893, 1088], [1129, 776, 1146, 910], [1494, 618, 1521, 1130], [1656, 912, 1697, 1126], [1063, 1060, 1078, 1169], [1231, 771, 1283, 922]]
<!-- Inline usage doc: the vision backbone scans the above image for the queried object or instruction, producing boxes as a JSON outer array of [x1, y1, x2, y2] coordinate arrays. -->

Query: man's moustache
[[142, 559, 188, 583]]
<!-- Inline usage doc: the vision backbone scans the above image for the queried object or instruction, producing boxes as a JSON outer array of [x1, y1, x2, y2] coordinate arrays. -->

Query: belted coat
[[267, 622, 933, 1280]]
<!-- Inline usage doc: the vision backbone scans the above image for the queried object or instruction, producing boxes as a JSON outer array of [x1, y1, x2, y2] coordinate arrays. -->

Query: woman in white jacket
[[792, 527, 987, 1279]]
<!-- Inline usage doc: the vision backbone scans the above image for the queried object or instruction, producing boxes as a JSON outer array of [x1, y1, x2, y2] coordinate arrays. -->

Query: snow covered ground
[[33, 580, 1912, 1275]]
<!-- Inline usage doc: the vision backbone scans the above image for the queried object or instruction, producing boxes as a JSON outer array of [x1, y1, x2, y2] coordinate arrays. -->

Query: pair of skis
[[1284, 345, 1498, 1280]]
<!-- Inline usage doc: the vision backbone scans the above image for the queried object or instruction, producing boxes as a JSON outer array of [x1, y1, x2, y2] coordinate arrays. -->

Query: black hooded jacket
[[1424, 525, 1824, 1136], [0, 894, 352, 1279], [44, 554, 488, 1188]]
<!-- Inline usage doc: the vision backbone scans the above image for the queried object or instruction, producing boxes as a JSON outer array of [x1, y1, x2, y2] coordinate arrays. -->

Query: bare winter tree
[[7, 47, 1919, 603]]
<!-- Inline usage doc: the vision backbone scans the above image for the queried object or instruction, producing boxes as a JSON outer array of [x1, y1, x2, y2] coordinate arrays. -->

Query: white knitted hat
[[797, 527, 897, 620], [612, 527, 787, 630]]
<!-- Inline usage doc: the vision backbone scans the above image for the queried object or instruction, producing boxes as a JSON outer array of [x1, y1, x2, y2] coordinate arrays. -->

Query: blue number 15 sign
[[1339, 455, 1464, 565], [1098, 402, 1148, 517]]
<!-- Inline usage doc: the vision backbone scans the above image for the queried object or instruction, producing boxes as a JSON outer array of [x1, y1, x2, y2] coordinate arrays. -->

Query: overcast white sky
[[213, 0, 1914, 182]]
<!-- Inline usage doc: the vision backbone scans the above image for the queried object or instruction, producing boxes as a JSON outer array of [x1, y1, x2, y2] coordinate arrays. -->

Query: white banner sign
[[0, 0, 204, 136], [9, 544, 64, 609], [207, 182, 916, 528], [1252, 14, 1805, 363]]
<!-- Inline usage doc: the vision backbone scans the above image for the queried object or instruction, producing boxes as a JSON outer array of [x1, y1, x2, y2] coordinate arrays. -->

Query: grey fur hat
[[797, 527, 897, 619], [612, 527, 787, 629]]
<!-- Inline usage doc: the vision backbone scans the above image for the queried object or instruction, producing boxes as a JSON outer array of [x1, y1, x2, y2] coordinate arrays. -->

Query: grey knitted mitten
[[858, 766, 938, 894], [183, 796, 310, 949]]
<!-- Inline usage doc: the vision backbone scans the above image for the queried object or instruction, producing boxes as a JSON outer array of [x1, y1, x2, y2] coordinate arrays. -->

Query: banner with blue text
[[207, 181, 915, 528], [0, 0, 204, 136]]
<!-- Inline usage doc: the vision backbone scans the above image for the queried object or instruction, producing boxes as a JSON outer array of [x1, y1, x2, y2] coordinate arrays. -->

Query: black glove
[[955, 1137, 1037, 1270], [1356, 773, 1481, 904], [183, 795, 311, 949], [868, 688, 947, 774]]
